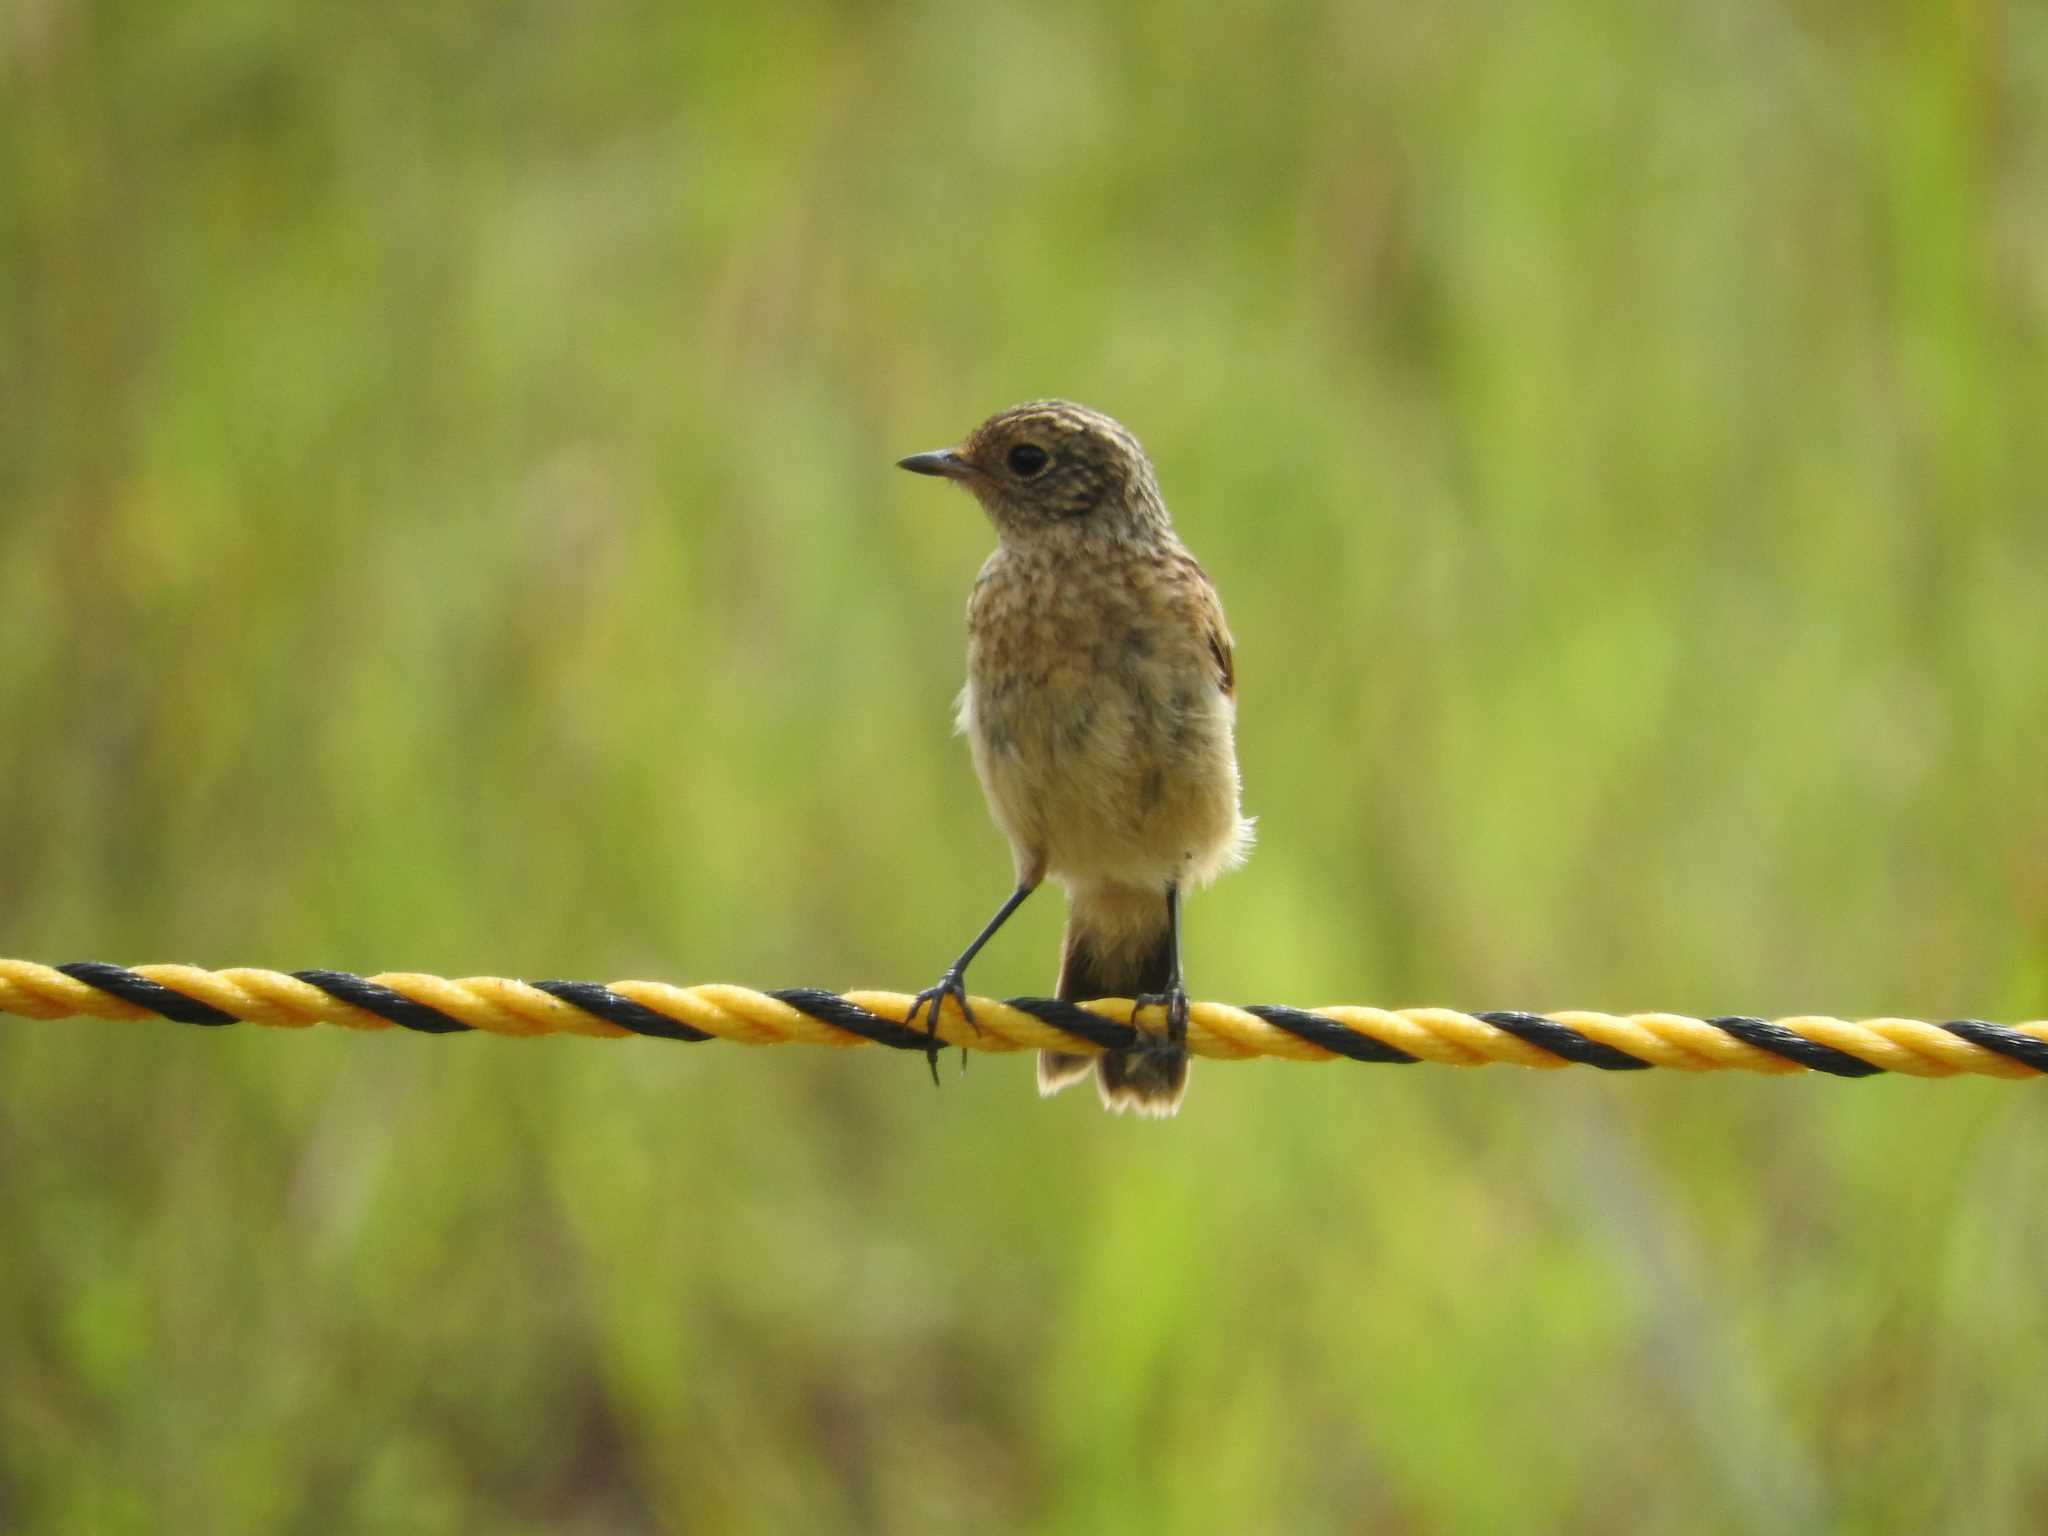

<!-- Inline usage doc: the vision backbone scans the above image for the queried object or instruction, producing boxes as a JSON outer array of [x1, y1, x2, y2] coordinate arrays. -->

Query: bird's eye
[[1006, 443, 1050, 478]]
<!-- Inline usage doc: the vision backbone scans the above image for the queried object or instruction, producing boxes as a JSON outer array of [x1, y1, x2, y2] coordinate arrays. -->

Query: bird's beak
[[896, 449, 977, 480]]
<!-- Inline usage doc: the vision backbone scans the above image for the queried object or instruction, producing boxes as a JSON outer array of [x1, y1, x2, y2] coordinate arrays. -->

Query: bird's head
[[898, 400, 1171, 545]]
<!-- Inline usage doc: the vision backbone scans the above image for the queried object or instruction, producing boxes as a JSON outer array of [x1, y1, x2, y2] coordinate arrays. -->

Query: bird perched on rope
[[897, 401, 1251, 1115]]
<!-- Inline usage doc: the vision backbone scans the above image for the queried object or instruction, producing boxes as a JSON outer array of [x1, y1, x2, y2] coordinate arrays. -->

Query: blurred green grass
[[4, 0, 2047, 1530]]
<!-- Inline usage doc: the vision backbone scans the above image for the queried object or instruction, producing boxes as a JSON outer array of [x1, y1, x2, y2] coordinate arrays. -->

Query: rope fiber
[[3, 959, 2046, 1078]]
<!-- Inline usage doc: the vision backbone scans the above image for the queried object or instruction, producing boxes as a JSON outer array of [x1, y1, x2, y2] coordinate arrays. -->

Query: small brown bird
[[898, 401, 1250, 1116]]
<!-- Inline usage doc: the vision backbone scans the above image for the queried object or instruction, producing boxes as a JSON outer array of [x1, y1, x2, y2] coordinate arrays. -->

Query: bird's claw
[[907, 970, 978, 1085], [1133, 987, 1191, 1047]]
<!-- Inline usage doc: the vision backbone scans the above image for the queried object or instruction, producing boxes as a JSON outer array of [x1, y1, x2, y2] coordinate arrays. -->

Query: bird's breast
[[961, 552, 1243, 886]]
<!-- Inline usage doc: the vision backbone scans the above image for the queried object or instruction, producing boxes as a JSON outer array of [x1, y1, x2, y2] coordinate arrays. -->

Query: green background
[[5, 2, 2047, 1530]]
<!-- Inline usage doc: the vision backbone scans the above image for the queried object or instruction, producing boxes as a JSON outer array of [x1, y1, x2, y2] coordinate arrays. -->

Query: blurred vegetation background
[[4, 0, 2047, 1530]]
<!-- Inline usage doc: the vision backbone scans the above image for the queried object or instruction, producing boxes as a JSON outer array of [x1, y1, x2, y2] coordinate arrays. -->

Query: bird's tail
[[1038, 883, 1188, 1117]]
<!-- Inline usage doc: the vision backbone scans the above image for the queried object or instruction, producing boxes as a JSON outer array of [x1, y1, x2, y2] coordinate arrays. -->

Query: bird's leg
[[1133, 880, 1190, 1047], [908, 881, 1037, 1083]]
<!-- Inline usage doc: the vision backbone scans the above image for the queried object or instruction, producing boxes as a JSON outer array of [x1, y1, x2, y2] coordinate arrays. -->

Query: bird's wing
[[1207, 624, 1235, 698], [1171, 551, 1235, 698]]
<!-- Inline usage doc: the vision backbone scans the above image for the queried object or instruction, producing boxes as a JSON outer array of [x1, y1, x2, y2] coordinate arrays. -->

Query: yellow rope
[[2, 959, 2043, 1078]]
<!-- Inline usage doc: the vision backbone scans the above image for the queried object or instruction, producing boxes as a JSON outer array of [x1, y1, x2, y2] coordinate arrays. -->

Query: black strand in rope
[[59, 961, 238, 1025], [1246, 1004, 1420, 1064], [1706, 1016, 1884, 1077], [1941, 1019, 2048, 1075], [531, 980, 712, 1041], [293, 970, 471, 1034], [1475, 1011, 1655, 1070], [771, 988, 947, 1053], [1005, 996, 1140, 1054]]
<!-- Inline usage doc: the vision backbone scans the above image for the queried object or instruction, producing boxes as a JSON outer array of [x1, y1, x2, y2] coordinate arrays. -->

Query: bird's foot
[[1133, 987, 1191, 1047], [906, 969, 979, 1084]]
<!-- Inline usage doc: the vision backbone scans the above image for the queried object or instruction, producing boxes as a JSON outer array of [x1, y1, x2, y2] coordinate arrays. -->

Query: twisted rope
[[2, 959, 2044, 1078]]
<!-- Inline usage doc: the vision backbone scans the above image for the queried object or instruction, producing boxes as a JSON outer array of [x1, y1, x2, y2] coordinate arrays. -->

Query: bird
[[896, 400, 1250, 1116]]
